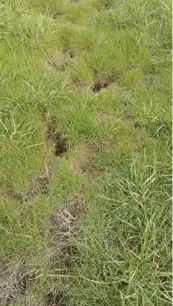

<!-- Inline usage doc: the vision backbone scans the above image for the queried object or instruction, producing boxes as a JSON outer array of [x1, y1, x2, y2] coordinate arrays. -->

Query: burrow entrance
[[45, 115, 68, 157], [91, 73, 120, 93]]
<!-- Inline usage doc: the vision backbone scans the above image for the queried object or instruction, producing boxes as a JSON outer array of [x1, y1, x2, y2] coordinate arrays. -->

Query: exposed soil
[[52, 11, 63, 19], [1, 184, 24, 203], [54, 134, 68, 156], [47, 52, 70, 72], [45, 291, 67, 306], [91, 73, 119, 92], [70, 79, 86, 92], [68, 49, 77, 59], [46, 115, 68, 157], [0, 264, 30, 306], [92, 78, 109, 92], [134, 121, 142, 129], [70, 143, 102, 179], [1, 175, 50, 203], [95, 112, 115, 123], [24, 175, 50, 200]]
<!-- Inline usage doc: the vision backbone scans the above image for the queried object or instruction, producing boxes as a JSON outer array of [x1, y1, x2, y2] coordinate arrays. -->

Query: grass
[[0, 0, 172, 305]]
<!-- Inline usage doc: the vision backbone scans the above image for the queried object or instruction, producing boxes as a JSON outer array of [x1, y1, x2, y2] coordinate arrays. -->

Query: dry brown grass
[[0, 262, 30, 305]]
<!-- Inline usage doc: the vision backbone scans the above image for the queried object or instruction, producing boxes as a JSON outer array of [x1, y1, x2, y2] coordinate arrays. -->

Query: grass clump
[[0, 0, 171, 305]]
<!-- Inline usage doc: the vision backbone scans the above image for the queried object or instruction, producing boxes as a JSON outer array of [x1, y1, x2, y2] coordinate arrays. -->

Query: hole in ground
[[134, 121, 142, 129], [45, 291, 67, 306], [91, 73, 119, 93], [52, 11, 63, 19], [46, 116, 68, 156], [54, 132, 68, 156], [92, 80, 108, 92]]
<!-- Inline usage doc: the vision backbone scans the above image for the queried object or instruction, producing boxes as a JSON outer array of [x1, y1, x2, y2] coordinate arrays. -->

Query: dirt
[[92, 77, 109, 92], [70, 143, 102, 179], [68, 49, 76, 59], [70, 79, 86, 92], [54, 134, 68, 156], [95, 112, 115, 123], [1, 174, 50, 203], [45, 291, 67, 306], [1, 184, 23, 202], [0, 263, 30, 305], [91, 73, 119, 93], [52, 11, 63, 19], [46, 115, 68, 157], [24, 175, 50, 200], [134, 121, 142, 129], [47, 52, 70, 72]]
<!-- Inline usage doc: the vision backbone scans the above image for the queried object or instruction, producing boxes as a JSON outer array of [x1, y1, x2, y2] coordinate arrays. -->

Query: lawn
[[0, 0, 172, 305]]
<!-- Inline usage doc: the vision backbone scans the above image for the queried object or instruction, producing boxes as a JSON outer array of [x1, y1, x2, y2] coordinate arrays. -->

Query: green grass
[[0, 0, 171, 305]]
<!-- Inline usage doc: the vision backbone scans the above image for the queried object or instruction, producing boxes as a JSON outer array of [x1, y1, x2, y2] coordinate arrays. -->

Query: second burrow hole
[[91, 72, 120, 92], [45, 115, 68, 157]]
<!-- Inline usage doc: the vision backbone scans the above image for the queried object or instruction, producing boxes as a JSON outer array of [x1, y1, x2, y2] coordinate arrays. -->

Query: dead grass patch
[[48, 197, 86, 271], [49, 198, 85, 254], [0, 263, 30, 305]]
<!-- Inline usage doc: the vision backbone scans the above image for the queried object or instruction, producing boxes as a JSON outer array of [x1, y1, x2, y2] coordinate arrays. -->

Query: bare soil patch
[[91, 73, 119, 92], [24, 175, 50, 200], [47, 52, 70, 72], [70, 79, 86, 92], [70, 143, 102, 179], [94, 112, 115, 124], [1, 184, 23, 202], [1, 175, 50, 203]]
